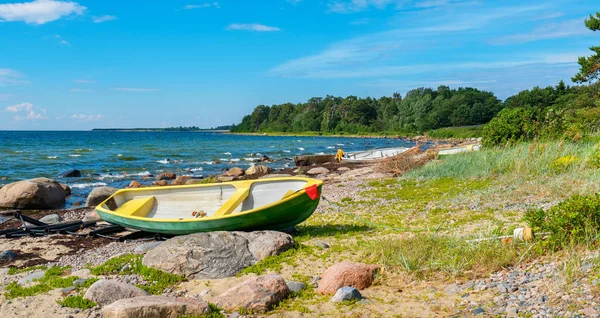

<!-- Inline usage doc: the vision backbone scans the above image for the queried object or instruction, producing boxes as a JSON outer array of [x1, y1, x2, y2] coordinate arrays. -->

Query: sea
[[0, 131, 418, 207]]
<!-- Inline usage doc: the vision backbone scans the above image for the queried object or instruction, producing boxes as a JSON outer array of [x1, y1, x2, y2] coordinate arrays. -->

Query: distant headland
[[92, 125, 232, 132]]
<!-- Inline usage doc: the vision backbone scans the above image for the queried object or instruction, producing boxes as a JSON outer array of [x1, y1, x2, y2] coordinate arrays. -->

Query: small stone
[[71, 269, 93, 279], [497, 284, 508, 293], [583, 307, 598, 316], [307, 167, 330, 175], [0, 250, 17, 262], [60, 286, 76, 296], [18, 270, 46, 285], [330, 286, 362, 303], [506, 304, 519, 318], [128, 180, 142, 188], [445, 284, 460, 295], [73, 278, 89, 286], [315, 241, 330, 249], [39, 213, 62, 224], [472, 307, 485, 316], [286, 281, 307, 293], [0, 267, 9, 275]]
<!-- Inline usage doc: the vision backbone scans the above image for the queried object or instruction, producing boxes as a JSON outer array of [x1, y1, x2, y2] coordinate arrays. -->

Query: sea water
[[0, 131, 416, 207]]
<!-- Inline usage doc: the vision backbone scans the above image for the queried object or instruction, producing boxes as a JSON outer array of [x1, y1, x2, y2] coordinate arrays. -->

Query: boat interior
[[100, 179, 310, 220]]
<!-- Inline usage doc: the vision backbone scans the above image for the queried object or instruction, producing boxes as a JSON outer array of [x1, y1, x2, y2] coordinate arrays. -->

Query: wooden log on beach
[[293, 154, 335, 167]]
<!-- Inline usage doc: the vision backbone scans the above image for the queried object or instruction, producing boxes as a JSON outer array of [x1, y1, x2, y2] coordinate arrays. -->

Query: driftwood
[[374, 146, 438, 176]]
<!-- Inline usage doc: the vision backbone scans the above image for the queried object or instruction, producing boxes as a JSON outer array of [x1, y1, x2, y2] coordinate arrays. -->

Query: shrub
[[57, 295, 97, 309], [550, 155, 578, 172], [524, 193, 600, 249], [482, 107, 537, 147]]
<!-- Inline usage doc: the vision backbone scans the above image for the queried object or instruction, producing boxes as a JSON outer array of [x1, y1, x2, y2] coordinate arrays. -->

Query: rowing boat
[[343, 147, 410, 163], [95, 177, 323, 235], [436, 144, 481, 155]]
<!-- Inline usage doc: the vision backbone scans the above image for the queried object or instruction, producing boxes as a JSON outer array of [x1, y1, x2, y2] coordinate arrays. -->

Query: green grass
[[56, 295, 97, 309], [88, 254, 185, 294], [237, 244, 314, 276], [7, 265, 48, 275], [4, 266, 77, 299], [363, 234, 529, 279], [426, 125, 483, 139]]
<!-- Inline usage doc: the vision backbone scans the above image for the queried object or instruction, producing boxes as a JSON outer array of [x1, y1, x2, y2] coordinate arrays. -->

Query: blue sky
[[0, 0, 598, 130]]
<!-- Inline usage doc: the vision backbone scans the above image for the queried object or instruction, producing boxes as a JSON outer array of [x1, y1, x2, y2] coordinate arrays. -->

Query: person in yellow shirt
[[335, 148, 345, 162]]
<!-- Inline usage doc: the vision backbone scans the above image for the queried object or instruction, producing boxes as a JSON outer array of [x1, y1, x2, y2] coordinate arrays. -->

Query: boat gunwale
[[95, 177, 323, 223]]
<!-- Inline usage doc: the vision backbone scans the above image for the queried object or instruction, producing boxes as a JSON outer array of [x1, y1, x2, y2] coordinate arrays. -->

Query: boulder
[[316, 261, 380, 294], [214, 274, 290, 313], [306, 167, 330, 175], [0, 250, 17, 262], [84, 279, 150, 306], [260, 174, 292, 179], [330, 286, 362, 303], [337, 167, 351, 172], [128, 180, 142, 188], [0, 178, 66, 209], [217, 176, 235, 182], [293, 154, 335, 167], [61, 184, 71, 196], [185, 179, 203, 185], [102, 296, 211, 318], [143, 231, 294, 279], [225, 167, 245, 177], [39, 213, 62, 224], [171, 176, 190, 185], [245, 165, 273, 176], [158, 172, 177, 180], [152, 180, 169, 186], [85, 186, 117, 207], [56, 169, 81, 178]]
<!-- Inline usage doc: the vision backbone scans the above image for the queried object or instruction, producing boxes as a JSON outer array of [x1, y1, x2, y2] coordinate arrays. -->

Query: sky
[[0, 0, 598, 130]]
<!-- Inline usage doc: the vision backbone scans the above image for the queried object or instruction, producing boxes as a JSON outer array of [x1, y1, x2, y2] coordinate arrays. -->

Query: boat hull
[[95, 178, 323, 235]]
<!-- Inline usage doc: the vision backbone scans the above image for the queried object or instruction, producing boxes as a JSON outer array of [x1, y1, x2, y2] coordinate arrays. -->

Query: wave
[[157, 159, 183, 164], [97, 171, 151, 180], [282, 150, 291, 153], [69, 154, 81, 157], [230, 158, 240, 162], [117, 154, 123, 157], [70, 182, 107, 189], [244, 157, 260, 162], [337, 143, 345, 146], [189, 167, 203, 172], [46, 156, 58, 159], [327, 146, 335, 149], [223, 152, 232, 156], [74, 148, 93, 152], [297, 147, 305, 151]]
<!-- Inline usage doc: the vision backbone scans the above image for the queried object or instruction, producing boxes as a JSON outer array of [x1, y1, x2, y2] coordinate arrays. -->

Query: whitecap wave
[[157, 159, 183, 164], [70, 182, 107, 189], [117, 154, 123, 157], [298, 147, 305, 151], [317, 152, 325, 155], [69, 154, 81, 157], [337, 143, 345, 146], [46, 156, 58, 159], [223, 152, 232, 156], [282, 150, 291, 153], [327, 146, 335, 149], [244, 157, 260, 161], [230, 158, 240, 162], [189, 167, 203, 172]]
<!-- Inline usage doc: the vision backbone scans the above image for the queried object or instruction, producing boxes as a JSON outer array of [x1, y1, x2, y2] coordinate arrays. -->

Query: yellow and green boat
[[95, 177, 323, 235]]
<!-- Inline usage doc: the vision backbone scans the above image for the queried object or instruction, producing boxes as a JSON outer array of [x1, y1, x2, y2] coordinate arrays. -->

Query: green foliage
[[426, 125, 483, 139], [89, 254, 185, 294], [573, 12, 600, 83], [77, 277, 99, 289], [4, 266, 76, 299], [56, 295, 97, 309], [482, 107, 537, 147], [237, 244, 313, 276], [7, 265, 48, 275], [550, 155, 578, 172], [524, 193, 600, 249], [232, 86, 503, 135]]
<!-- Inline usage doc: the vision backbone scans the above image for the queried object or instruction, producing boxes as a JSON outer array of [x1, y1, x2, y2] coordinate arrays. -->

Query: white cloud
[[5, 102, 47, 120], [326, 0, 397, 13], [110, 87, 161, 92], [226, 23, 281, 32], [0, 68, 26, 86], [54, 34, 69, 45], [490, 18, 590, 45], [92, 15, 116, 23], [70, 113, 104, 121], [0, 0, 86, 24], [183, 2, 219, 10]]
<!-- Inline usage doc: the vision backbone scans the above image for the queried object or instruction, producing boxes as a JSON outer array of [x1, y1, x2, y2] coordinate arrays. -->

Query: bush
[[482, 107, 537, 147], [524, 193, 600, 249]]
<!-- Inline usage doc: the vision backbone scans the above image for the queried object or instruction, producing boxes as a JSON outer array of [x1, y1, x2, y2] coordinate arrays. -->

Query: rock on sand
[[0, 178, 66, 209], [85, 186, 117, 207]]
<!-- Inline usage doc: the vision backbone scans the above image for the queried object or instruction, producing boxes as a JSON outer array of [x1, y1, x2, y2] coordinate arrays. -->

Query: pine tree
[[572, 12, 600, 83]]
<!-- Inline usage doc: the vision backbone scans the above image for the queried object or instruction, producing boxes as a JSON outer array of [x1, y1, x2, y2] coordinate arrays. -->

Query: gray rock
[[0, 267, 9, 276], [330, 286, 362, 303], [445, 284, 459, 295], [73, 278, 90, 286], [57, 169, 81, 178], [0, 250, 17, 262], [0, 178, 66, 209], [134, 241, 163, 253], [142, 231, 294, 279], [472, 307, 485, 316], [71, 269, 93, 279], [245, 165, 273, 176], [315, 241, 330, 249], [337, 167, 351, 172], [102, 296, 211, 318], [286, 281, 307, 293], [18, 270, 46, 284], [60, 286, 76, 296], [39, 213, 62, 224], [506, 304, 519, 318], [84, 279, 150, 306], [306, 167, 330, 175], [497, 284, 508, 293], [215, 274, 290, 313], [85, 186, 117, 207]]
